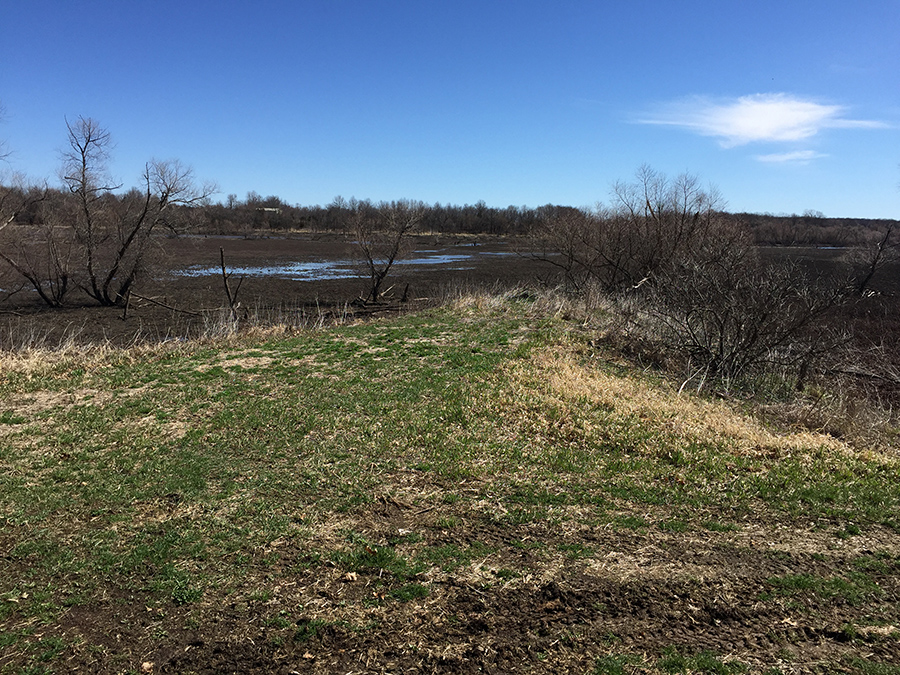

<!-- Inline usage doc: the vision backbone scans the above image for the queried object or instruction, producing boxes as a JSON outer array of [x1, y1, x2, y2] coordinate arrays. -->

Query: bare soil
[[36, 496, 900, 674]]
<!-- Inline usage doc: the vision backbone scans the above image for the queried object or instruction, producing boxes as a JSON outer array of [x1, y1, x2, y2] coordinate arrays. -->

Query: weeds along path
[[0, 294, 898, 674]]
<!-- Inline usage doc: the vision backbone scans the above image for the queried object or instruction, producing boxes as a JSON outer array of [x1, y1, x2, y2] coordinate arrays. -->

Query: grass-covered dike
[[1, 291, 898, 674]]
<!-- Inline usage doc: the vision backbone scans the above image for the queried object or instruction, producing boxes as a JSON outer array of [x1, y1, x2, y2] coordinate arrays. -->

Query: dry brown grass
[[532, 344, 851, 458]]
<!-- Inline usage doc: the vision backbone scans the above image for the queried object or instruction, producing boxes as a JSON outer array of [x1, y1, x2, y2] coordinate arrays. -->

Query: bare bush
[[533, 167, 855, 395], [528, 205, 597, 291], [531, 166, 728, 293], [0, 224, 71, 307], [353, 199, 424, 302], [642, 232, 848, 393]]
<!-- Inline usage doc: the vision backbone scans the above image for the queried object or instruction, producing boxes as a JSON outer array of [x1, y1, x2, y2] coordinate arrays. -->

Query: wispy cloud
[[754, 150, 827, 164], [639, 93, 886, 147]]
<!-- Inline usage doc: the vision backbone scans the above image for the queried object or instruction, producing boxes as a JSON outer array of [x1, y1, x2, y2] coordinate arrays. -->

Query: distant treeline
[[204, 193, 898, 247], [202, 194, 545, 237], [5, 184, 897, 247], [726, 212, 900, 247]]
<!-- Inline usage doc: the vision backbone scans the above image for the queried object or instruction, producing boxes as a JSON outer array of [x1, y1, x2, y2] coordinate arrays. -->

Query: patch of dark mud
[[0, 234, 546, 348], [40, 524, 900, 675]]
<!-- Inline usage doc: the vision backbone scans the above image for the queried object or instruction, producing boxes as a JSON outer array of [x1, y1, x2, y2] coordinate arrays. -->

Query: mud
[[0, 233, 547, 348], [47, 506, 900, 674]]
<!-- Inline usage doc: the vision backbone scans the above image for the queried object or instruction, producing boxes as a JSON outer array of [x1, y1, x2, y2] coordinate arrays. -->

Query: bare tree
[[353, 199, 424, 302], [60, 116, 120, 303], [0, 185, 70, 306], [607, 166, 726, 287], [61, 117, 215, 305], [532, 167, 728, 293], [845, 221, 898, 296]]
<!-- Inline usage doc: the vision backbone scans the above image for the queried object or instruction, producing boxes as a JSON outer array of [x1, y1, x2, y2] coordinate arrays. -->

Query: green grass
[[331, 540, 423, 580], [658, 647, 747, 674], [852, 552, 899, 575], [418, 542, 493, 573], [846, 660, 900, 675], [294, 618, 329, 642], [390, 583, 430, 602], [657, 519, 689, 533], [613, 515, 649, 530], [0, 410, 26, 424], [593, 653, 644, 674], [764, 571, 883, 605], [592, 649, 747, 675], [557, 543, 595, 559], [1, 295, 898, 672]]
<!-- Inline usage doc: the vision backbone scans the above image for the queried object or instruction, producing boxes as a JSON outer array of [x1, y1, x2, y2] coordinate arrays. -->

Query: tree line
[[731, 211, 900, 248], [10, 175, 896, 249], [200, 194, 546, 237], [196, 194, 899, 247]]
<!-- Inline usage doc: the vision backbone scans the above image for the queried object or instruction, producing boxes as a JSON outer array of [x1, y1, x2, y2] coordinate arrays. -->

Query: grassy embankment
[[1, 291, 898, 674]]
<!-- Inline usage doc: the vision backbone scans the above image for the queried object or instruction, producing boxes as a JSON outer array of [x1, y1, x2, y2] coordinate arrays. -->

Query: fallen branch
[[824, 366, 900, 386], [125, 292, 201, 317]]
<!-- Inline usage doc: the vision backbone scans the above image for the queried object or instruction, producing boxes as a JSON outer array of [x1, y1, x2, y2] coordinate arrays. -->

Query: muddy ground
[[40, 499, 900, 674], [0, 234, 549, 348]]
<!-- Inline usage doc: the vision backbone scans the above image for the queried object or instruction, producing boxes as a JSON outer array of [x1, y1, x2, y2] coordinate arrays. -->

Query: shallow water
[[176, 259, 361, 281], [174, 249, 513, 281]]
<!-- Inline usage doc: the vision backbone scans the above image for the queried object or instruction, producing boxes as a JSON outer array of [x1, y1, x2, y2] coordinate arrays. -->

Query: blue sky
[[2, 0, 898, 217]]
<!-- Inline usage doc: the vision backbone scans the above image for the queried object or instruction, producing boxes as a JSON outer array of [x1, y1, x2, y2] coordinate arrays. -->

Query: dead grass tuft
[[528, 345, 860, 459]]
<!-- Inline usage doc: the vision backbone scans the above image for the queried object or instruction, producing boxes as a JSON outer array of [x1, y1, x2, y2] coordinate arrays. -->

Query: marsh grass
[[1, 288, 898, 672]]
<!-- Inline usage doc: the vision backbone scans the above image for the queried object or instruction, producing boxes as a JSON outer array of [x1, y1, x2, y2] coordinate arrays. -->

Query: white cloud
[[754, 150, 827, 164], [639, 93, 886, 147]]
